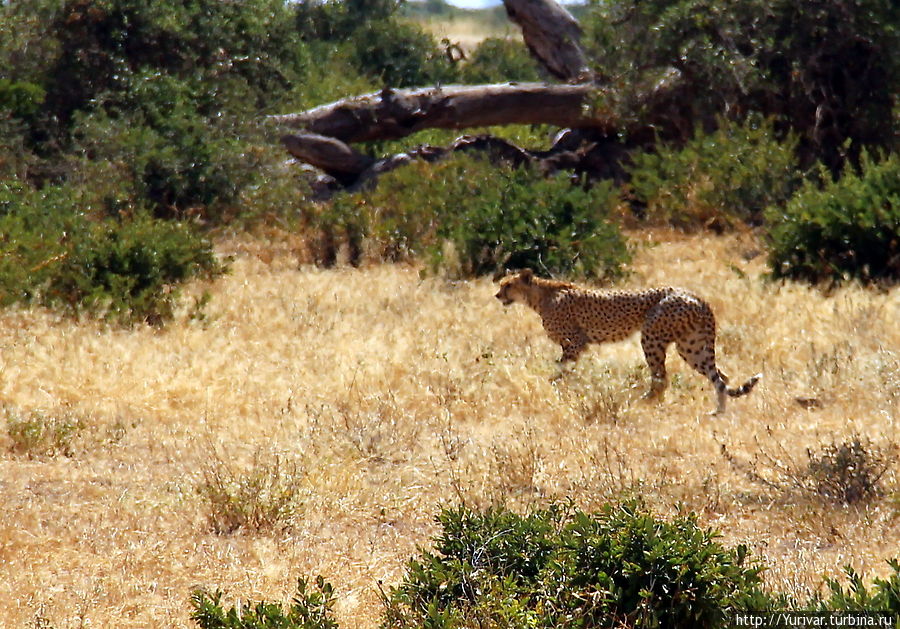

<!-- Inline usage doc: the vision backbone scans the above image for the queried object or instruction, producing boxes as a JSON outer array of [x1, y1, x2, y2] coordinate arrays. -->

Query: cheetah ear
[[519, 268, 534, 283]]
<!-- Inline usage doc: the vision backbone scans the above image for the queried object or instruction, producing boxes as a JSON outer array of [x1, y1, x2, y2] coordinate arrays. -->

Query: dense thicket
[[580, 0, 899, 173], [0, 0, 898, 322]]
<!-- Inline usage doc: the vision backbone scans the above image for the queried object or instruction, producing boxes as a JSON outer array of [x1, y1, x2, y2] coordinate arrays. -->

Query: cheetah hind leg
[[640, 336, 669, 402], [676, 338, 755, 415]]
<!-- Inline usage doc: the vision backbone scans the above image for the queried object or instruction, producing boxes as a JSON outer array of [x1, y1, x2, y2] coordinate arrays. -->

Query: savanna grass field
[[1, 228, 897, 627]]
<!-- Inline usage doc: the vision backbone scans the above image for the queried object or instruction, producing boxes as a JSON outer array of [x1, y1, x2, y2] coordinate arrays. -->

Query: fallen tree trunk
[[271, 83, 613, 144], [269, 0, 691, 189]]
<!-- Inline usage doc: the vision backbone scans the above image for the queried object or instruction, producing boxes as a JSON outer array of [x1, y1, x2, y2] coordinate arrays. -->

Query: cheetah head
[[495, 268, 533, 306]]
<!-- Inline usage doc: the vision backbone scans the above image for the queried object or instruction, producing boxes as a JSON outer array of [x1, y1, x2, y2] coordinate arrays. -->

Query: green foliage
[[767, 151, 900, 286], [6, 411, 85, 458], [72, 72, 261, 219], [197, 451, 304, 535], [294, 0, 455, 88], [626, 117, 801, 230], [0, 79, 46, 120], [383, 501, 772, 628], [43, 0, 303, 125], [0, 181, 222, 324], [581, 0, 899, 169], [324, 155, 629, 280], [817, 561, 900, 614], [295, 0, 399, 43], [458, 38, 542, 84], [348, 19, 455, 88], [191, 576, 338, 629], [436, 165, 627, 279]]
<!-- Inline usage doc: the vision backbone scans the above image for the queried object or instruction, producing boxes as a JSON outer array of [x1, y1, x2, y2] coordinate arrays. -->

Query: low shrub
[[191, 576, 337, 629], [817, 561, 900, 614], [806, 436, 894, 505], [720, 431, 896, 506], [458, 37, 542, 84], [197, 450, 304, 535], [0, 181, 223, 324], [6, 410, 85, 458], [189, 501, 900, 628], [627, 117, 800, 230], [767, 151, 900, 286], [382, 500, 772, 628], [348, 18, 455, 88], [323, 155, 629, 280]]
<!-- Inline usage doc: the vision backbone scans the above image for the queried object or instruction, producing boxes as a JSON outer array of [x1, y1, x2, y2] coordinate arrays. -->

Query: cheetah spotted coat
[[495, 269, 760, 414]]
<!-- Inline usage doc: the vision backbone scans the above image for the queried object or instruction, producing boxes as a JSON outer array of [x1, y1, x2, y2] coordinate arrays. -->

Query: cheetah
[[495, 269, 760, 414]]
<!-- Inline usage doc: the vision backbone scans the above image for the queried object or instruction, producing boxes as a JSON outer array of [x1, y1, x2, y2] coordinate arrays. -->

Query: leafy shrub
[[0, 79, 46, 120], [191, 576, 338, 629], [72, 71, 263, 220], [459, 37, 541, 84], [48, 215, 222, 323], [6, 410, 85, 458], [324, 155, 629, 280], [383, 501, 772, 628], [627, 117, 800, 230], [0, 181, 222, 324], [580, 0, 899, 170], [817, 561, 900, 614], [767, 151, 900, 286], [197, 451, 304, 535], [349, 18, 455, 88], [42, 0, 304, 127], [1, 0, 310, 219], [294, 0, 398, 43]]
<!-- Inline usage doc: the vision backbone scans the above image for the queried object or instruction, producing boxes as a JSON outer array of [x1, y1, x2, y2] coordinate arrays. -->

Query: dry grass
[[416, 15, 517, 52], [0, 229, 898, 627]]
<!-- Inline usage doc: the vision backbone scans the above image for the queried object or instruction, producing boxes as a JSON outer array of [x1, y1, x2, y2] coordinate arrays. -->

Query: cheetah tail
[[726, 373, 762, 398]]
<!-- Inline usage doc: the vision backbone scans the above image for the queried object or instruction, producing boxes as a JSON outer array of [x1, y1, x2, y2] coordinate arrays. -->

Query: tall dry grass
[[0, 230, 897, 627], [416, 15, 517, 51]]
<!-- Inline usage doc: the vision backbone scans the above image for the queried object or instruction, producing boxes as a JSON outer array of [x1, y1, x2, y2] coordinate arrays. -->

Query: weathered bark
[[270, 0, 688, 189], [280, 133, 374, 183], [271, 83, 612, 144], [502, 0, 592, 81]]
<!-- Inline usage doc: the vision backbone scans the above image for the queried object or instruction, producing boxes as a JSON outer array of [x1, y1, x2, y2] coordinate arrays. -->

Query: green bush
[[0, 79, 45, 120], [580, 0, 899, 170], [72, 71, 264, 220], [349, 18, 455, 88], [6, 410, 85, 458], [383, 501, 772, 628], [767, 151, 899, 286], [0, 181, 223, 324], [817, 561, 900, 614], [191, 576, 338, 629], [324, 155, 629, 280], [42, 0, 304, 127], [627, 117, 800, 230], [0, 0, 311, 220], [459, 37, 541, 84], [805, 436, 894, 505]]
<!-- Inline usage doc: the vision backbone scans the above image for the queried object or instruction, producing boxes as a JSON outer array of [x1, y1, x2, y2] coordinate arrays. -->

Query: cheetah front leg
[[550, 331, 587, 381]]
